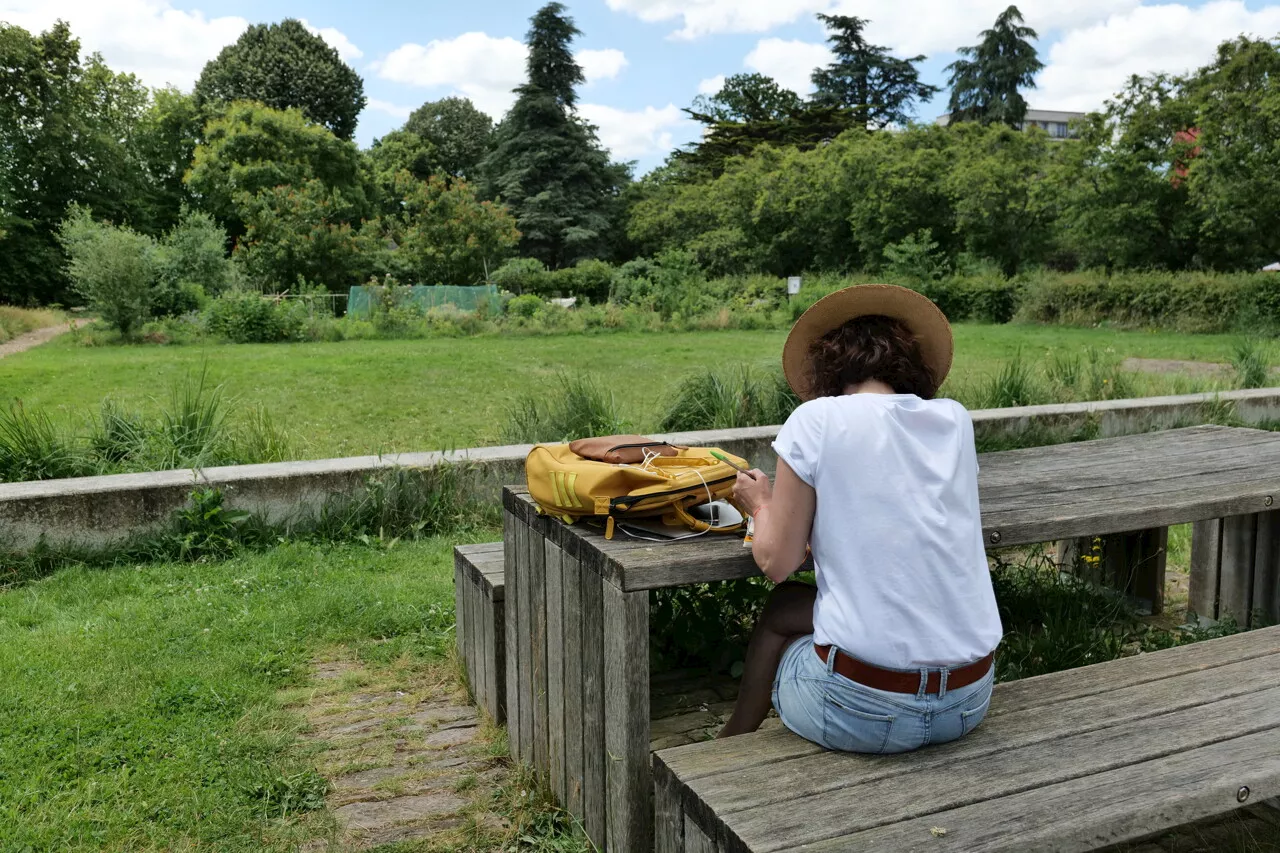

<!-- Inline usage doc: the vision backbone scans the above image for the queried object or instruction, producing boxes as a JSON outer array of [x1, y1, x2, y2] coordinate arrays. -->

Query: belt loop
[[825, 646, 838, 675], [916, 668, 928, 700], [938, 667, 949, 700]]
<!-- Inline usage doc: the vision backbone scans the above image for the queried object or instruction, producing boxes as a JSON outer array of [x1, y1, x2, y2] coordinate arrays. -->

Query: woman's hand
[[733, 469, 772, 516]]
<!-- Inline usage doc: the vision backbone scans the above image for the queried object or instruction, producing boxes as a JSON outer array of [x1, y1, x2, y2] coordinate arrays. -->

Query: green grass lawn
[[0, 325, 1247, 459], [0, 535, 488, 852]]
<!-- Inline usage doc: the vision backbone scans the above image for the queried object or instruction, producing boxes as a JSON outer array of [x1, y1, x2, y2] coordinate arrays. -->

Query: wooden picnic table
[[500, 425, 1280, 851]]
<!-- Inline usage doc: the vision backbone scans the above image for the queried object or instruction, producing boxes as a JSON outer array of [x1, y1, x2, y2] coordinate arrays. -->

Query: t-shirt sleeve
[[772, 401, 824, 487]]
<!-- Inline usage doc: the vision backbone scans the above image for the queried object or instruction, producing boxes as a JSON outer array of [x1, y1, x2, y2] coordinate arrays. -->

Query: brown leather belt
[[815, 645, 994, 695]]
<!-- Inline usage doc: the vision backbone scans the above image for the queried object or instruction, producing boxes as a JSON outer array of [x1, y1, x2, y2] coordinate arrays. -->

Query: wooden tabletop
[[504, 425, 1280, 592]]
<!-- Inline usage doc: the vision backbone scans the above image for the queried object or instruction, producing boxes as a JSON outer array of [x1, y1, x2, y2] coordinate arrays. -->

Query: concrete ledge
[[3, 389, 1278, 554]]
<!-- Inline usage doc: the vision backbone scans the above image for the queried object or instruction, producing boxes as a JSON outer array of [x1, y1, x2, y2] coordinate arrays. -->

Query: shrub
[[882, 229, 949, 283], [502, 373, 624, 444], [58, 206, 157, 337], [506, 294, 543, 318], [89, 400, 149, 465], [553, 259, 614, 303], [153, 210, 234, 316], [205, 292, 304, 343], [490, 258, 550, 296], [156, 367, 229, 469], [920, 275, 1019, 323]]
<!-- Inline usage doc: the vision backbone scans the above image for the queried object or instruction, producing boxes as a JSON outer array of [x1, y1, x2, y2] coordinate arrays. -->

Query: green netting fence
[[347, 284, 501, 318]]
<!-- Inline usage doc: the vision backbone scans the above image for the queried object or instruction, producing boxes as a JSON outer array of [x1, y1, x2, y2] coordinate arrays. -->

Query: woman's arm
[[732, 458, 816, 584]]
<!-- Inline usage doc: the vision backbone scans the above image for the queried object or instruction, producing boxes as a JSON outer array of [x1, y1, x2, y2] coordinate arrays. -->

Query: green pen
[[710, 450, 752, 475]]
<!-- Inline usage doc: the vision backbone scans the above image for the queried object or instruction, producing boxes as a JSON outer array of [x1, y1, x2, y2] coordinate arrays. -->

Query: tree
[[193, 19, 366, 140], [366, 130, 438, 208], [690, 74, 803, 123], [404, 97, 494, 180], [1183, 36, 1280, 269], [186, 102, 369, 234], [133, 88, 205, 234], [811, 15, 941, 129], [946, 6, 1044, 127], [676, 103, 854, 177], [58, 206, 157, 336], [366, 172, 519, 286], [234, 179, 369, 292], [0, 21, 153, 305], [482, 3, 630, 267]]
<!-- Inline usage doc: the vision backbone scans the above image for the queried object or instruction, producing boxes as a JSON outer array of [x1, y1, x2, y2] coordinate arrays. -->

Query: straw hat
[[782, 284, 953, 401]]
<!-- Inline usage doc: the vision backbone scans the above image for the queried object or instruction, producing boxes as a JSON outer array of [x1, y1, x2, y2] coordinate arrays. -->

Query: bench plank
[[529, 514, 549, 774], [546, 540, 566, 803], [503, 511, 522, 761], [718, 685, 1280, 851], [604, 581, 652, 852], [677, 653, 1280, 817], [562, 550, 585, 820], [800, 728, 1280, 853], [659, 626, 1280, 782], [580, 552, 607, 847]]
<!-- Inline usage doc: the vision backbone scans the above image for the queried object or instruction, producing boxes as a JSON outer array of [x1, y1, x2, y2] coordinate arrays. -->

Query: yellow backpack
[[525, 436, 749, 539]]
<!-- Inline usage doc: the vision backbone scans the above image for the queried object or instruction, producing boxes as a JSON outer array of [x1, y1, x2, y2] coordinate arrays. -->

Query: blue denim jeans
[[772, 635, 994, 753]]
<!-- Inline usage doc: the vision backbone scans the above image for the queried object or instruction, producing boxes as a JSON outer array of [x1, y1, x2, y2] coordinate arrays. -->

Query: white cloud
[[578, 48, 628, 83], [1036, 1, 1280, 113], [367, 99, 413, 120], [377, 33, 629, 118], [698, 74, 726, 95], [579, 103, 691, 160], [0, 0, 247, 89], [744, 39, 832, 96], [828, 0, 1141, 57], [376, 32, 528, 118], [301, 19, 363, 62], [605, 0, 830, 40]]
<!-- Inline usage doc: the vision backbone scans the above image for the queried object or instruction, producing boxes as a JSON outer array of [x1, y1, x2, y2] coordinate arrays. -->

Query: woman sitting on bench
[[721, 284, 1003, 754]]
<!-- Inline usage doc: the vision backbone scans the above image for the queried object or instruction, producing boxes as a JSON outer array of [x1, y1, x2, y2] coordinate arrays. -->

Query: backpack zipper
[[610, 474, 737, 512], [606, 440, 674, 454]]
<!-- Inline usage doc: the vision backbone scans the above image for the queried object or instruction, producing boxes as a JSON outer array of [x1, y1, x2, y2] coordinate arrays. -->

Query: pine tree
[[810, 15, 940, 130], [482, 3, 629, 267], [946, 6, 1044, 127]]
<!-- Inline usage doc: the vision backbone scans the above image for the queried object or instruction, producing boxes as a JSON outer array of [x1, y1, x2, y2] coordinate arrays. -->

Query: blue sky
[[6, 0, 1280, 171]]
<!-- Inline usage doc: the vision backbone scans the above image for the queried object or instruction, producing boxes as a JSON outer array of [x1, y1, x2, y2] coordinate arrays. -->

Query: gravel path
[[0, 319, 90, 359]]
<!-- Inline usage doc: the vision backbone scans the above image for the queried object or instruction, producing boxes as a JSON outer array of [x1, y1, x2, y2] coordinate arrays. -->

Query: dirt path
[[0, 319, 90, 359]]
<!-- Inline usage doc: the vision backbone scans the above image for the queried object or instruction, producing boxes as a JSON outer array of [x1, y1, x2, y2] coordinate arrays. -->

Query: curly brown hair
[[807, 315, 938, 399]]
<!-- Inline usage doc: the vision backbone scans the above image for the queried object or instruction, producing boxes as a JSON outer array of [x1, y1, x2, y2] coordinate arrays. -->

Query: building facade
[[934, 108, 1087, 139]]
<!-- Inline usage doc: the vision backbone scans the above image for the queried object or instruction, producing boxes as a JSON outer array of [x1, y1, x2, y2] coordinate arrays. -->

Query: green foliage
[[186, 102, 368, 234], [165, 487, 253, 561], [366, 172, 519, 287], [491, 257, 551, 295], [233, 180, 369, 293], [810, 14, 941, 129], [204, 291, 305, 343], [152, 209, 232, 315], [973, 351, 1049, 409], [365, 129, 437, 201], [946, 6, 1044, 127], [157, 367, 228, 469], [58, 206, 157, 336], [506, 294, 544, 318], [193, 18, 366, 140], [689, 73, 803, 124], [89, 400, 149, 464], [882, 229, 949, 283], [403, 96, 494, 180], [482, 4, 629, 268], [659, 367, 798, 432], [502, 372, 624, 443], [650, 578, 773, 673], [1232, 338, 1274, 389], [607, 250, 711, 318]]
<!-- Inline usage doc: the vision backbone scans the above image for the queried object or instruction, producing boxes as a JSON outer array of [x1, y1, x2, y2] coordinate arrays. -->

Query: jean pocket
[[960, 691, 992, 736], [822, 690, 896, 754]]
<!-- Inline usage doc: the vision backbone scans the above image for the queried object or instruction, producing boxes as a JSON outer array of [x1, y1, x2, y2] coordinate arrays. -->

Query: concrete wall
[[3, 388, 1279, 555]]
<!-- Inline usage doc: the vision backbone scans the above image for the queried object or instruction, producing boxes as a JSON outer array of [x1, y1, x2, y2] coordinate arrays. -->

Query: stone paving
[[292, 655, 512, 851]]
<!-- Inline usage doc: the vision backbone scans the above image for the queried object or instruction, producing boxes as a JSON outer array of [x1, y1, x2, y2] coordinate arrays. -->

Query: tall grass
[[501, 372, 625, 444], [0, 306, 64, 344], [1232, 338, 1274, 389], [659, 367, 799, 432], [0, 370, 305, 484]]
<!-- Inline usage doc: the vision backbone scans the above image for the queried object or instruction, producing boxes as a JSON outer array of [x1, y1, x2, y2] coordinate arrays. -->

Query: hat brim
[[783, 284, 954, 401]]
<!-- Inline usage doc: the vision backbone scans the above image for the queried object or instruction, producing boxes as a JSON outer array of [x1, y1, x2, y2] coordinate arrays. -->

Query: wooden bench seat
[[454, 542, 505, 724], [653, 626, 1280, 853]]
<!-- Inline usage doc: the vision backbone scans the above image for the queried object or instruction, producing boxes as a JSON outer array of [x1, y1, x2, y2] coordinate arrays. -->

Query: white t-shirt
[[772, 394, 1003, 670]]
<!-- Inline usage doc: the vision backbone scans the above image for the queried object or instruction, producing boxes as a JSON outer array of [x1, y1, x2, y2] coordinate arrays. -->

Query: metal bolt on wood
[[1238, 786, 1251, 803], [989, 531, 1002, 545], [1266, 496, 1274, 507]]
